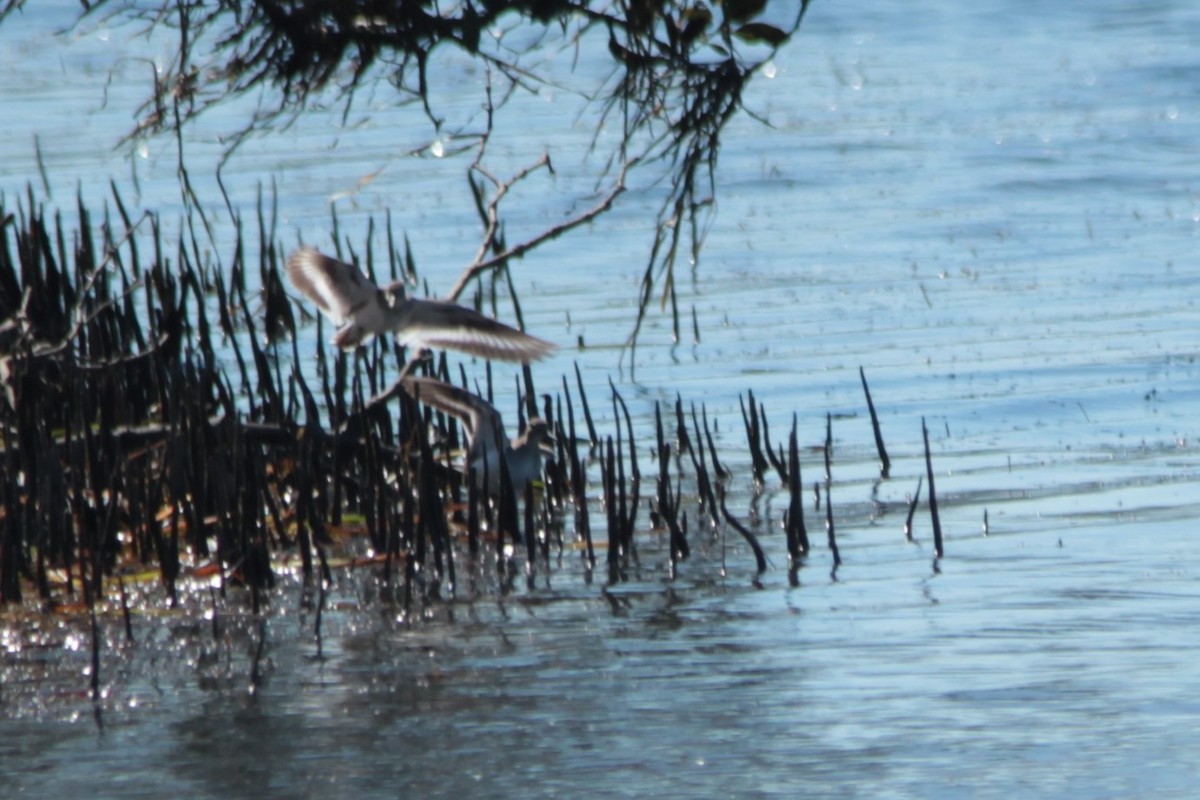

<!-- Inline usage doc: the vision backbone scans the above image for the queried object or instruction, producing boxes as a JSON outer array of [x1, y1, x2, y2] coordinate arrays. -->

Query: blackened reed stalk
[[859, 367, 891, 478], [922, 418, 944, 559], [603, 436, 621, 582], [786, 415, 808, 562], [904, 475, 922, 543], [610, 380, 640, 560], [654, 402, 689, 566], [615, 420, 632, 567], [716, 486, 767, 577], [562, 375, 594, 571], [760, 401, 789, 484], [739, 391, 770, 486], [574, 361, 598, 449], [524, 481, 537, 585], [685, 402, 720, 528], [824, 414, 841, 569]]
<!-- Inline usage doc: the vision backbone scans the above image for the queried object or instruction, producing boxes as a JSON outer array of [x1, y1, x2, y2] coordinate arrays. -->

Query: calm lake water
[[3, 0, 1200, 797]]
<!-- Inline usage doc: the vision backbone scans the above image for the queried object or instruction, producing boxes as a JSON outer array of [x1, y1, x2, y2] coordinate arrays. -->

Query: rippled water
[[3, 0, 1200, 797]]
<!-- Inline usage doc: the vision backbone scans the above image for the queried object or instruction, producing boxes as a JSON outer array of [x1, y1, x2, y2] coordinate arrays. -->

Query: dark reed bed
[[0, 185, 951, 627]]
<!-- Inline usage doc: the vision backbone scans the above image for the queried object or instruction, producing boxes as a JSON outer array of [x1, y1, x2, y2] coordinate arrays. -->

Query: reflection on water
[[4, 0, 1200, 796], [8, 519, 1200, 798]]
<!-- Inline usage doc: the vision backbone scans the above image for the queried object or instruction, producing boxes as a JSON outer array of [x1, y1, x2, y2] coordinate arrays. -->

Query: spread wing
[[286, 247, 378, 323], [397, 299, 557, 364], [401, 376, 505, 446]]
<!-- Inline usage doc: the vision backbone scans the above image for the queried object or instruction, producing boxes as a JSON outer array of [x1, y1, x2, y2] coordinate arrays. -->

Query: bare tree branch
[[445, 156, 634, 303], [1, 0, 812, 353]]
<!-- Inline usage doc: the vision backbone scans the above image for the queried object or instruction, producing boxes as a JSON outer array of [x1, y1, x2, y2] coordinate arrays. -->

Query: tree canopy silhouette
[[2, 0, 810, 351]]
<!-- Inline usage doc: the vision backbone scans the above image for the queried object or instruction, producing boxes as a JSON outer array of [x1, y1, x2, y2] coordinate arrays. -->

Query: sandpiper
[[402, 375, 554, 494], [286, 247, 556, 363]]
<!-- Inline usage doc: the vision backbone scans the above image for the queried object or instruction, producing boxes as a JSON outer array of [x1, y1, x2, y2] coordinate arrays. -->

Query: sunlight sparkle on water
[[3, 2, 1200, 797]]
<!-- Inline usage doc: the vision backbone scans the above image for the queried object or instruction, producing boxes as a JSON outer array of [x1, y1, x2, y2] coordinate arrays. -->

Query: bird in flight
[[402, 375, 554, 494], [286, 247, 555, 363]]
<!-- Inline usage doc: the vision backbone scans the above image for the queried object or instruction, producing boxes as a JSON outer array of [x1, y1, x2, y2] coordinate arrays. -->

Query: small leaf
[[679, 5, 712, 44], [723, 0, 768, 24], [733, 22, 789, 46]]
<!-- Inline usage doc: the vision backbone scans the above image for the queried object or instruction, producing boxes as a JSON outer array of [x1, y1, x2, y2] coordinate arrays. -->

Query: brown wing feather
[[400, 301, 556, 363], [401, 376, 504, 443], [286, 247, 377, 322]]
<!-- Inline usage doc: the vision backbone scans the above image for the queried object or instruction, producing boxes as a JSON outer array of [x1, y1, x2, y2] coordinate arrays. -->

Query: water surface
[[2, 1, 1200, 797]]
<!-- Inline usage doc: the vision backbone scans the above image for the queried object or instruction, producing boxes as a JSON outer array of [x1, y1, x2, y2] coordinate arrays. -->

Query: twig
[[445, 158, 634, 301], [468, 154, 554, 269]]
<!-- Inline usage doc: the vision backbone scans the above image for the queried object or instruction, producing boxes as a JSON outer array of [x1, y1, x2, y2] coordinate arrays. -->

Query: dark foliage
[[1, 0, 811, 348]]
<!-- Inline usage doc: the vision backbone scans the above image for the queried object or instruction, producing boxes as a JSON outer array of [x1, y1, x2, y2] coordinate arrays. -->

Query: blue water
[[3, 0, 1200, 797]]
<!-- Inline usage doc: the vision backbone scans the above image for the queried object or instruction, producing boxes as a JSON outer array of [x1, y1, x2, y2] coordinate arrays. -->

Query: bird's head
[[524, 418, 557, 455], [378, 280, 408, 308]]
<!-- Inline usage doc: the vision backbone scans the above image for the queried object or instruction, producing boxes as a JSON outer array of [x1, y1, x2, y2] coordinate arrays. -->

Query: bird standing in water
[[286, 247, 555, 363], [402, 375, 554, 494]]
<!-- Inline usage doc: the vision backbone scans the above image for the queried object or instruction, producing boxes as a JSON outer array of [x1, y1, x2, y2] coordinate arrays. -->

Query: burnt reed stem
[[525, 481, 538, 584], [717, 486, 767, 577], [904, 475, 923, 542], [701, 404, 727, 484], [89, 603, 101, 703], [562, 376, 594, 571], [574, 361, 599, 449], [860, 367, 891, 478], [314, 568, 326, 660], [467, 465, 481, 558], [824, 414, 841, 570], [603, 436, 621, 582], [655, 402, 689, 566], [610, 380, 640, 557], [760, 402, 789, 484], [739, 391, 770, 486], [118, 574, 134, 643], [615, 421, 634, 566], [922, 418, 944, 559], [688, 403, 721, 528], [249, 618, 268, 698], [786, 414, 808, 563]]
